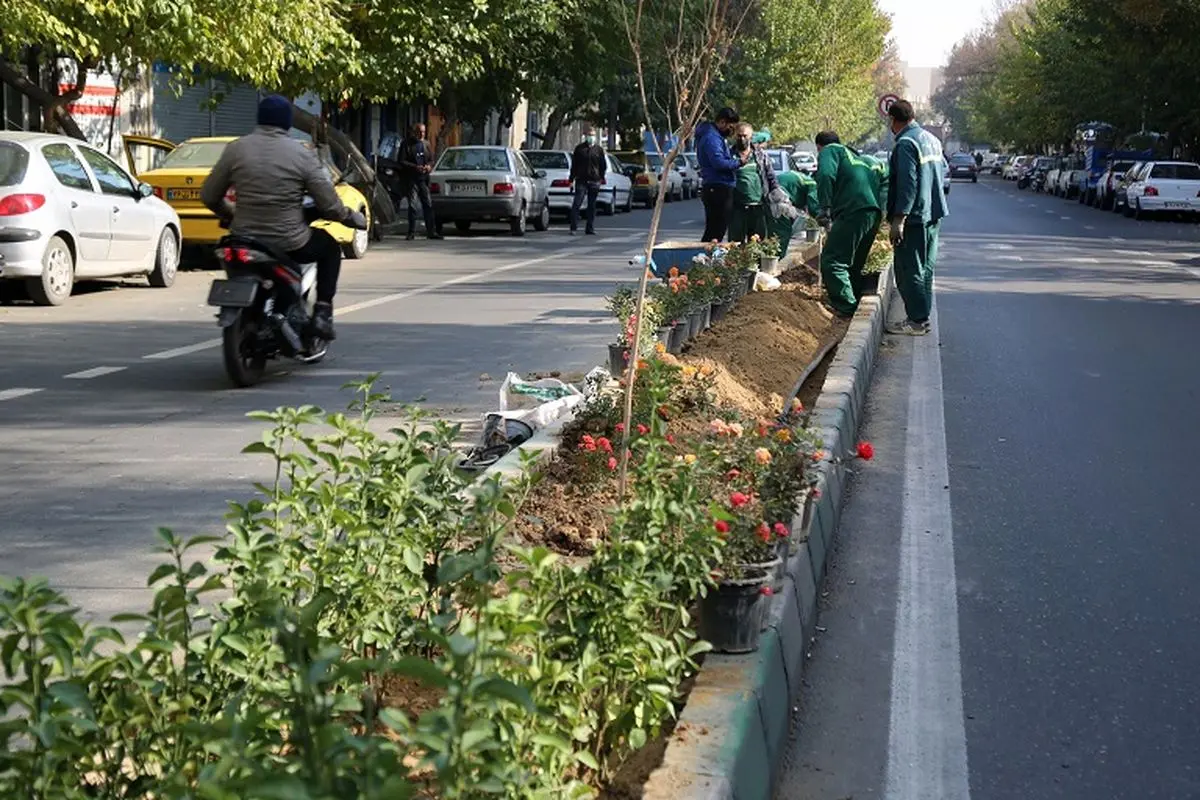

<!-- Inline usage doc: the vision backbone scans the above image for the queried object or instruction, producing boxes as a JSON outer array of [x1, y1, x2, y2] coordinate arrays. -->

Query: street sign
[[878, 94, 900, 118]]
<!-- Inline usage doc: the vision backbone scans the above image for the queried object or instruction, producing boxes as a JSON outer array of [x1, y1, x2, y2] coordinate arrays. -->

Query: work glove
[[816, 210, 832, 231], [346, 210, 369, 230]]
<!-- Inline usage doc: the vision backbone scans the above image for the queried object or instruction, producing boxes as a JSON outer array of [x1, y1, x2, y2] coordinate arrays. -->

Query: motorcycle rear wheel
[[223, 311, 267, 387]]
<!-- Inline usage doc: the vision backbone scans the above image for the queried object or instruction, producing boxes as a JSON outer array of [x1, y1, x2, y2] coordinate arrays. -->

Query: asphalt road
[[777, 176, 1200, 799], [0, 198, 705, 622]]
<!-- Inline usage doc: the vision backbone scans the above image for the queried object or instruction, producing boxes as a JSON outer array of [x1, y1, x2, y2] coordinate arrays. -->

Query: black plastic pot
[[710, 300, 730, 325], [607, 343, 629, 376], [860, 272, 881, 296], [687, 308, 705, 340], [700, 303, 713, 331], [655, 326, 672, 347], [666, 321, 688, 354], [743, 270, 756, 293], [699, 560, 779, 653]]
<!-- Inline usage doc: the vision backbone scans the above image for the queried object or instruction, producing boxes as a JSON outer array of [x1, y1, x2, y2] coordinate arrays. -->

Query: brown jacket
[[202, 126, 353, 251]]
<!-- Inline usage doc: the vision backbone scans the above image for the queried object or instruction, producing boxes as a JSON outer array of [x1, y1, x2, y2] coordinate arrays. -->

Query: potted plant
[[607, 285, 667, 372], [701, 492, 781, 653], [861, 224, 892, 295], [754, 234, 782, 276], [650, 279, 690, 354]]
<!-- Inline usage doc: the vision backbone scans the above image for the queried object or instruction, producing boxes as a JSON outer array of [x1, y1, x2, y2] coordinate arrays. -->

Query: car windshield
[[524, 151, 569, 170], [768, 152, 786, 172], [160, 141, 228, 169], [1035, 158, 1055, 168], [1150, 163, 1200, 180], [437, 148, 510, 171], [950, 155, 974, 165], [0, 141, 30, 185], [622, 161, 645, 174], [1110, 161, 1135, 172]]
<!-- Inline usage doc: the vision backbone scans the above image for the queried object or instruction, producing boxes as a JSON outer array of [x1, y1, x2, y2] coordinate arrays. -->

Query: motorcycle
[[1031, 169, 1048, 193], [206, 198, 362, 388], [1016, 169, 1032, 190]]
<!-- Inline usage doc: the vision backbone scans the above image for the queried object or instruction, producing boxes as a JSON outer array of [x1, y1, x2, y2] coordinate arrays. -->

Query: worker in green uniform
[[885, 99, 949, 335], [814, 131, 885, 318], [728, 124, 771, 242], [772, 169, 819, 259]]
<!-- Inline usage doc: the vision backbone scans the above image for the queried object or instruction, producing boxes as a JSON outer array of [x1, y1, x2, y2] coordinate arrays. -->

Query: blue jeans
[[570, 182, 599, 232]]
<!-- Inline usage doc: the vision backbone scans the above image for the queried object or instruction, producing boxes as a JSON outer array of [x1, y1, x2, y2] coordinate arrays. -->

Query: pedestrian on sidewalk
[[695, 107, 748, 242], [397, 123, 442, 240], [885, 100, 948, 335], [569, 127, 607, 235], [815, 130, 886, 319]]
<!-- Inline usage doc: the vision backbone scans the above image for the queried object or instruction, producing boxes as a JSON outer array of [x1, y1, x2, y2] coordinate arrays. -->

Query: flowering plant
[[607, 284, 665, 351]]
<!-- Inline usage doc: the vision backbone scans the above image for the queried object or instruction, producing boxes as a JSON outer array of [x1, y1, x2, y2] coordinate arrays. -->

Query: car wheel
[[1133, 201, 1145, 221], [510, 203, 528, 236], [28, 235, 74, 306], [1123, 201, 1135, 218], [533, 201, 550, 231], [972, 176, 978, 183], [149, 227, 179, 288], [342, 209, 370, 259], [602, 189, 616, 216], [455, 220, 473, 233], [624, 191, 633, 213]]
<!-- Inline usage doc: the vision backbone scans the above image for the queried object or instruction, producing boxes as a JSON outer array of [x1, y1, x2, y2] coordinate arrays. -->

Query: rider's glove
[[346, 210, 369, 230]]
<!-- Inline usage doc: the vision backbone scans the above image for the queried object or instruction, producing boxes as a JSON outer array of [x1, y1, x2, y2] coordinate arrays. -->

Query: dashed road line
[[65, 366, 128, 380], [0, 388, 43, 402]]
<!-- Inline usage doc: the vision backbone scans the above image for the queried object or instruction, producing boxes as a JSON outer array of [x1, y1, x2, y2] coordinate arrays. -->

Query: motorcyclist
[[202, 94, 366, 340]]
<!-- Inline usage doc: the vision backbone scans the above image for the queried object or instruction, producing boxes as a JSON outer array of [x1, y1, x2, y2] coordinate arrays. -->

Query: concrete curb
[[643, 265, 894, 800]]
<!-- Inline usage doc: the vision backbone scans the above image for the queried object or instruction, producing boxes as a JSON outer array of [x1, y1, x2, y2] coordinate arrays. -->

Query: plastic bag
[[499, 372, 582, 411], [754, 271, 782, 291]]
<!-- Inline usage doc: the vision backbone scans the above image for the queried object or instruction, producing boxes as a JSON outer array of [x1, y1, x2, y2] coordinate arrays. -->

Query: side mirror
[[137, 182, 154, 199]]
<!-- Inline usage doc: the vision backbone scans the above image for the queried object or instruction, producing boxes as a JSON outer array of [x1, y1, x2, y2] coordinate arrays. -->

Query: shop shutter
[[212, 83, 260, 136], [151, 67, 261, 142]]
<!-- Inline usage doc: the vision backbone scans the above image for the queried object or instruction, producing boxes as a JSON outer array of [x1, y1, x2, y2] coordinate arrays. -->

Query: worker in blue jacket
[[694, 107, 749, 242]]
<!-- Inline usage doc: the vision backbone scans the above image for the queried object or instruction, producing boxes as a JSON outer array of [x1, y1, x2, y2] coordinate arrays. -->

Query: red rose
[[856, 441, 875, 460], [756, 522, 771, 542], [607, 456, 618, 471], [773, 522, 789, 539], [636, 424, 649, 435], [597, 437, 613, 453], [759, 586, 774, 596], [666, 434, 676, 444], [714, 520, 730, 534], [615, 422, 625, 434], [725, 469, 740, 481], [730, 491, 749, 508]]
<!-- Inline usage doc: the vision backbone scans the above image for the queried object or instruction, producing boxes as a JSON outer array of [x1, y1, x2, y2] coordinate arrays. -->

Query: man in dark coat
[[570, 127, 607, 235]]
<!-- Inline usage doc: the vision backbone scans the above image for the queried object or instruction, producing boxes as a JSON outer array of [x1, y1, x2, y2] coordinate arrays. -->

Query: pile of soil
[[683, 283, 843, 418]]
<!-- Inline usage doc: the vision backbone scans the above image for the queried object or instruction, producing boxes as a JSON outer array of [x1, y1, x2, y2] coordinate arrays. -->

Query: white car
[[765, 149, 793, 177], [792, 151, 818, 175], [645, 152, 685, 201], [602, 153, 634, 213], [430, 146, 551, 236], [0, 132, 181, 306], [683, 153, 703, 189], [523, 150, 574, 215], [1003, 156, 1030, 180], [1092, 159, 1138, 209], [1122, 161, 1200, 220]]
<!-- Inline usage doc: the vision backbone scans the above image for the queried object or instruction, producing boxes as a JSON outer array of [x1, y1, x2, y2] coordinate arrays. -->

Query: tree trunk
[[291, 104, 397, 225], [543, 107, 568, 150], [0, 57, 86, 139]]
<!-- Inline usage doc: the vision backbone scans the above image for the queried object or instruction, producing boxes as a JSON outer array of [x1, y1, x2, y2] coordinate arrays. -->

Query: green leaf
[[629, 727, 647, 749], [474, 677, 534, 712], [389, 657, 451, 689], [146, 563, 176, 587], [575, 750, 600, 770], [403, 548, 424, 575], [531, 732, 572, 753]]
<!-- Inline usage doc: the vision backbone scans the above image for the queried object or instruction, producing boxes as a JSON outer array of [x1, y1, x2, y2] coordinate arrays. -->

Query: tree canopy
[[934, 0, 1200, 154]]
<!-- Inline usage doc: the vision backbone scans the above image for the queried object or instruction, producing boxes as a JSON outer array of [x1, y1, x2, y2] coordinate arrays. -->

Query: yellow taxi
[[122, 135, 372, 258], [613, 150, 663, 207]]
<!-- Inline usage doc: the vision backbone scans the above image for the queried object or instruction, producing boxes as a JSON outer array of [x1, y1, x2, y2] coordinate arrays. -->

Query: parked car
[[123, 134, 372, 259], [683, 153, 703, 189], [0, 132, 181, 306], [942, 158, 951, 194], [429, 146, 550, 236], [1111, 161, 1146, 214], [1093, 159, 1138, 210], [948, 153, 978, 182], [990, 155, 1011, 175], [614, 151, 672, 206], [668, 157, 697, 198], [1054, 164, 1082, 199], [1024, 156, 1056, 191], [523, 150, 574, 215], [872, 150, 890, 162], [603, 154, 634, 214], [1121, 160, 1200, 220], [791, 151, 818, 175], [765, 149, 794, 178], [644, 152, 686, 201], [1004, 155, 1030, 180]]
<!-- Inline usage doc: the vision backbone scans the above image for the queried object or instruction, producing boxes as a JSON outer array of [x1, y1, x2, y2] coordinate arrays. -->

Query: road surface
[[0, 200, 703, 621], [776, 177, 1200, 799]]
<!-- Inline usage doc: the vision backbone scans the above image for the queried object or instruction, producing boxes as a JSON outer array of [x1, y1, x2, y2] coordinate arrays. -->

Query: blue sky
[[878, 0, 996, 67]]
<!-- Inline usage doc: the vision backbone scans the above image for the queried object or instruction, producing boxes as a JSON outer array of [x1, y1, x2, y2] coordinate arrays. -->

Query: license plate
[[450, 182, 486, 195], [1164, 201, 1188, 209], [207, 278, 258, 308], [167, 188, 201, 201]]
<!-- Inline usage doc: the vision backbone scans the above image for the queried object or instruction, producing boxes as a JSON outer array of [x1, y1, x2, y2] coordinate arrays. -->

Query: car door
[[77, 145, 157, 270], [518, 152, 544, 211], [122, 135, 175, 179], [39, 142, 110, 264]]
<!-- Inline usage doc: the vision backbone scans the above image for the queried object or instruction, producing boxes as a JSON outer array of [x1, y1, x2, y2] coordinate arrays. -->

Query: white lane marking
[[65, 366, 127, 380], [1045, 210, 1055, 214], [986, 255, 1024, 262], [1060, 216, 1072, 221], [980, 243, 1014, 250], [1064, 257, 1100, 264], [1187, 268, 1200, 280], [884, 301, 971, 800], [143, 339, 221, 361], [140, 246, 607, 361], [0, 388, 44, 401]]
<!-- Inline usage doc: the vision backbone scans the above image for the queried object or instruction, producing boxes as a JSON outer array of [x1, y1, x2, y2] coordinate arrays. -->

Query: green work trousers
[[771, 214, 798, 260], [729, 203, 769, 243], [893, 220, 940, 323], [820, 208, 881, 316]]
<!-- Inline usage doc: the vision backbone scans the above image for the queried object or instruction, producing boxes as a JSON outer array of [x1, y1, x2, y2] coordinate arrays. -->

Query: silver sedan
[[430, 146, 551, 236], [0, 132, 181, 305]]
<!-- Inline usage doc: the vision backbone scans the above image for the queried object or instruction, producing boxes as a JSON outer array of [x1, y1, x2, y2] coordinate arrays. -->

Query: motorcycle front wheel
[[222, 310, 267, 387]]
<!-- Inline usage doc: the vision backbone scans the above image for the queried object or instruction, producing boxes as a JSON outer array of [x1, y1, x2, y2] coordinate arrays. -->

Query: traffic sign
[[878, 94, 900, 118]]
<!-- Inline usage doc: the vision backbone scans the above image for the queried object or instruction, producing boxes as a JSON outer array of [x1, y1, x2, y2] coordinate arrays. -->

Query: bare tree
[[615, 0, 756, 496]]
